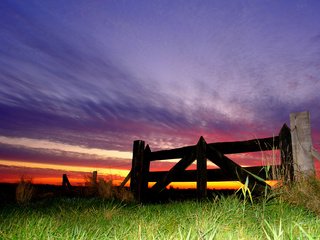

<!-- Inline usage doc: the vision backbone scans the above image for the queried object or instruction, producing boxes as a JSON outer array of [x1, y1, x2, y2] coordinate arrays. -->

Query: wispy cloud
[[0, 1, 320, 183], [0, 136, 131, 159]]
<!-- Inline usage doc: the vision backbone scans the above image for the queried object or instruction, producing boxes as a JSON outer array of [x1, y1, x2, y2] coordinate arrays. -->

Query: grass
[[1, 195, 320, 240], [4, 161, 320, 239]]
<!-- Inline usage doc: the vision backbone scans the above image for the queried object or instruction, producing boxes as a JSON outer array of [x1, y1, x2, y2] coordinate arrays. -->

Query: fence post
[[141, 145, 151, 201], [196, 136, 207, 199], [62, 174, 72, 190], [290, 111, 315, 178], [279, 124, 294, 183], [130, 140, 145, 202], [92, 171, 97, 184]]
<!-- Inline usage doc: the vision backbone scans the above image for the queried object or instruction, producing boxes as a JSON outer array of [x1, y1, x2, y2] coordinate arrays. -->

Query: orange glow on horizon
[[0, 159, 130, 178], [1, 174, 279, 191], [147, 180, 279, 190], [166, 181, 242, 190], [1, 157, 280, 189]]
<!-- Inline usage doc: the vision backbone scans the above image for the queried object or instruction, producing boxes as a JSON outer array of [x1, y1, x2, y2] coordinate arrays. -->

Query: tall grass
[[275, 175, 320, 216], [1, 196, 319, 239], [3, 172, 320, 239], [256, 141, 320, 216], [3, 148, 320, 239]]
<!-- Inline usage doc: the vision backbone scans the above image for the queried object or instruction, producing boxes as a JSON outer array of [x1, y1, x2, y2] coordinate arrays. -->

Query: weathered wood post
[[196, 136, 207, 199], [92, 171, 97, 184], [290, 111, 315, 178], [130, 140, 145, 202], [62, 174, 72, 189], [141, 145, 151, 201], [279, 124, 294, 183]]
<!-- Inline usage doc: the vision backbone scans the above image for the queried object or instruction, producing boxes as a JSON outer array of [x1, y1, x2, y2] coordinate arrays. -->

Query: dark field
[[0, 182, 237, 206]]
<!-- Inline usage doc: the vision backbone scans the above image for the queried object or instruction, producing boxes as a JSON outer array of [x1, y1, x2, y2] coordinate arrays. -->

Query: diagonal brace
[[151, 148, 196, 193], [206, 145, 270, 191]]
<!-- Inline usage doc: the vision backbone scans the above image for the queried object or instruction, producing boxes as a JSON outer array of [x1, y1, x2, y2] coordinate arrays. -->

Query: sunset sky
[[1, 1, 320, 187]]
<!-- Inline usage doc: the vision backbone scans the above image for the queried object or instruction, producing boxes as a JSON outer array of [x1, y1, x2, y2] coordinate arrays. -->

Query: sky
[[1, 0, 320, 186]]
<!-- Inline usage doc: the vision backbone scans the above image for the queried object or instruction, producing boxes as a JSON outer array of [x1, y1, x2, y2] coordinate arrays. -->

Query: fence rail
[[148, 136, 279, 161], [147, 166, 277, 182]]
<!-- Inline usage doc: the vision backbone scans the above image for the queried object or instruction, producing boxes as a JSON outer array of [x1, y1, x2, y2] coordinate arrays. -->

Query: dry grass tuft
[[84, 175, 134, 202], [83, 173, 99, 196], [97, 178, 134, 202], [114, 186, 134, 203], [16, 177, 34, 205], [276, 175, 320, 215], [97, 178, 114, 200]]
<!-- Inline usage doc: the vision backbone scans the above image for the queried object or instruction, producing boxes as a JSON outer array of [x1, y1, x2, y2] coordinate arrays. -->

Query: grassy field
[[1, 195, 320, 240]]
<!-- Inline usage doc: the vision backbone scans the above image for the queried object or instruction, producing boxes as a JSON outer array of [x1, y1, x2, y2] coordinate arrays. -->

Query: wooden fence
[[124, 124, 294, 202]]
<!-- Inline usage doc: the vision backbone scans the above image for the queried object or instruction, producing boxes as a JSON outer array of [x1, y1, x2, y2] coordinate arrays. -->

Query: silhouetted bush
[[16, 177, 34, 205]]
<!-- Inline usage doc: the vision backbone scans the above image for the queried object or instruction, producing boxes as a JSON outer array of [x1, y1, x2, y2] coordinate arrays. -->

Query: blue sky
[[0, 0, 320, 183]]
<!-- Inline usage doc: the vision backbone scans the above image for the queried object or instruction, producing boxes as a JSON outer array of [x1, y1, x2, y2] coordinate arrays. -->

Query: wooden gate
[[124, 124, 293, 202]]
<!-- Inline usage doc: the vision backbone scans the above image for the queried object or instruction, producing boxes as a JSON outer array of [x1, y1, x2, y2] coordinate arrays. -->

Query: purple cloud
[[1, 1, 320, 182]]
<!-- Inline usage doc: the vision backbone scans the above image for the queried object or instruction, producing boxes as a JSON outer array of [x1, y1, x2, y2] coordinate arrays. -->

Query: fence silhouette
[[123, 124, 294, 202]]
